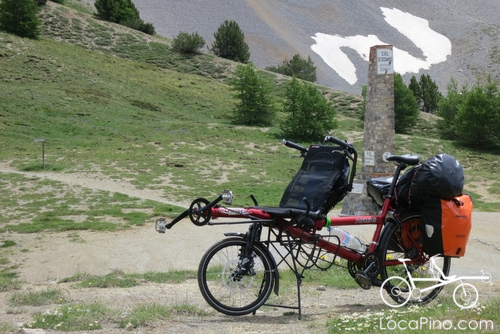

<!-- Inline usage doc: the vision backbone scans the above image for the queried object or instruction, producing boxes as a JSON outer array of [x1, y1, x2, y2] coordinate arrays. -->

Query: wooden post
[[34, 138, 45, 168]]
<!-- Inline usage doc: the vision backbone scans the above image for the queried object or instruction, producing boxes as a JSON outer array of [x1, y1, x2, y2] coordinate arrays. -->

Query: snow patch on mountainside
[[311, 7, 452, 85]]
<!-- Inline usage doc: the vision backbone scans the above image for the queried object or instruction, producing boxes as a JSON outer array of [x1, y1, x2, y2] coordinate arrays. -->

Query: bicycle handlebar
[[282, 139, 308, 155], [322, 135, 351, 149]]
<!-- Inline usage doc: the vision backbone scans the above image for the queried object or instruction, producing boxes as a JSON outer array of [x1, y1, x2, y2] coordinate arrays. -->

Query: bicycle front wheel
[[198, 237, 275, 316], [379, 213, 451, 305]]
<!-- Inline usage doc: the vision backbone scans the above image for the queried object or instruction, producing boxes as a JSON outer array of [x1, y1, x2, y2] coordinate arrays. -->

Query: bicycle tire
[[198, 237, 275, 316], [379, 212, 451, 305]]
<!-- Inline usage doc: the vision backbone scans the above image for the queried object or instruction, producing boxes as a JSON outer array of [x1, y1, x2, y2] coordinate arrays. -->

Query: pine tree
[[0, 0, 41, 39], [455, 77, 500, 147], [94, 0, 139, 23], [408, 75, 422, 109], [419, 74, 442, 113], [436, 78, 466, 140], [230, 63, 276, 126], [281, 77, 337, 141], [394, 73, 419, 133], [211, 20, 250, 63], [266, 54, 317, 83]]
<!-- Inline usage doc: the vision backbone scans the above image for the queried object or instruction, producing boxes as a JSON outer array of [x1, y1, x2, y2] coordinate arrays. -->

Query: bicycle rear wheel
[[379, 212, 451, 306], [198, 237, 275, 316]]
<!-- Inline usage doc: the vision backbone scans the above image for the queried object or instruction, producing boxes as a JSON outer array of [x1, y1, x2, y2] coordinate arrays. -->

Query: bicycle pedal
[[354, 270, 372, 290], [155, 218, 166, 233]]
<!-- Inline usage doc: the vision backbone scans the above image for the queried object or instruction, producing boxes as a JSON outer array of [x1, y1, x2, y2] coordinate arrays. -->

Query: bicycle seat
[[386, 154, 420, 166], [250, 206, 322, 219], [261, 145, 351, 218]]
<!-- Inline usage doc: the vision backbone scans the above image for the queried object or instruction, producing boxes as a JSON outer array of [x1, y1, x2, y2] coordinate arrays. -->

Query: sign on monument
[[377, 48, 393, 74]]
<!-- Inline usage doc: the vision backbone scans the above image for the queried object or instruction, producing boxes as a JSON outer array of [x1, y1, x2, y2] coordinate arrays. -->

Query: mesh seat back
[[279, 145, 350, 213]]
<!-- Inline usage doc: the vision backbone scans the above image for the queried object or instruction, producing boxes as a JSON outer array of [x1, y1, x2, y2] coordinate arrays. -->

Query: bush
[[172, 32, 205, 54], [0, 0, 41, 38], [94, 0, 139, 24], [121, 18, 155, 35], [265, 54, 317, 83], [281, 77, 337, 141], [211, 20, 250, 63], [230, 63, 276, 126]]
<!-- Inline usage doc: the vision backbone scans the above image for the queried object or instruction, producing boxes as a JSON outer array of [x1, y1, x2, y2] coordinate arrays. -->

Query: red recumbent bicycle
[[156, 135, 451, 318]]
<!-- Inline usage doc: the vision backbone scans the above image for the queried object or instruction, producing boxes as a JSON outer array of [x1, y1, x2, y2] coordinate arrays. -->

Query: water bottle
[[330, 227, 366, 253]]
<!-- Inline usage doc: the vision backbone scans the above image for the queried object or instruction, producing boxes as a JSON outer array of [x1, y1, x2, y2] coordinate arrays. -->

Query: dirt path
[[0, 166, 499, 333]]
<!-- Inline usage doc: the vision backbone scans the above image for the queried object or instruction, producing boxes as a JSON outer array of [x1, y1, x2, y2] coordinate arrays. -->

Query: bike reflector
[[421, 194, 473, 257]]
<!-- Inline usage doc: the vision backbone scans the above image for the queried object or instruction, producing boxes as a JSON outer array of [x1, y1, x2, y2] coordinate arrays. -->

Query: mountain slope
[[128, 0, 500, 94]]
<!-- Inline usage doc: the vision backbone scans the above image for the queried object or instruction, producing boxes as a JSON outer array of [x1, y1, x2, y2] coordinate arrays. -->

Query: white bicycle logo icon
[[380, 256, 493, 309]]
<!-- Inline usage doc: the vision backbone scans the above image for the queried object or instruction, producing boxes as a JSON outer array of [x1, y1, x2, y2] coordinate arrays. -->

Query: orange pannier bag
[[421, 194, 473, 257]]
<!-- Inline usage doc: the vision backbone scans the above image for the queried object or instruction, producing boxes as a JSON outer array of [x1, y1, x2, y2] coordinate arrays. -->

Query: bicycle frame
[[203, 161, 418, 270], [208, 200, 392, 266]]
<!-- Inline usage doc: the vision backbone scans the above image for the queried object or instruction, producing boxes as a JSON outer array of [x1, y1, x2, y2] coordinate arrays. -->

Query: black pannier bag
[[366, 176, 393, 207], [394, 165, 419, 207], [395, 154, 464, 207], [279, 145, 350, 213], [411, 154, 464, 204]]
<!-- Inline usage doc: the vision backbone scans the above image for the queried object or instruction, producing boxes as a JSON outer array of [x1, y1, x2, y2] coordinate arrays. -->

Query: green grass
[[0, 270, 20, 292], [0, 173, 182, 233], [27, 302, 112, 331], [24, 300, 209, 331], [0, 240, 16, 248], [59, 269, 198, 287], [0, 322, 16, 334], [118, 303, 209, 329], [9, 288, 66, 307], [10, 291, 209, 332]]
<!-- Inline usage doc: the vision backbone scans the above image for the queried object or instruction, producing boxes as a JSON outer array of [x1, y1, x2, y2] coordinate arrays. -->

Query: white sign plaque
[[351, 182, 364, 194], [364, 151, 375, 166], [377, 48, 394, 74]]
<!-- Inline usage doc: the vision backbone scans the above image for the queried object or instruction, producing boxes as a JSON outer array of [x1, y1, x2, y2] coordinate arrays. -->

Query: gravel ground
[[1, 216, 498, 333]]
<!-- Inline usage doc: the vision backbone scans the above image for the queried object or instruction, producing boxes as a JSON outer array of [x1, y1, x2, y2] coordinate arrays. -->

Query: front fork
[[236, 222, 263, 277]]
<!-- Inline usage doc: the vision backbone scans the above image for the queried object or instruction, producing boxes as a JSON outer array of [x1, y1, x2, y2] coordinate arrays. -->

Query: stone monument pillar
[[341, 45, 396, 215]]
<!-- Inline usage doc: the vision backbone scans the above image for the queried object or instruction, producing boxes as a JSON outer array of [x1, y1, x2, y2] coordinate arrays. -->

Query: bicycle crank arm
[[157, 209, 190, 231]]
